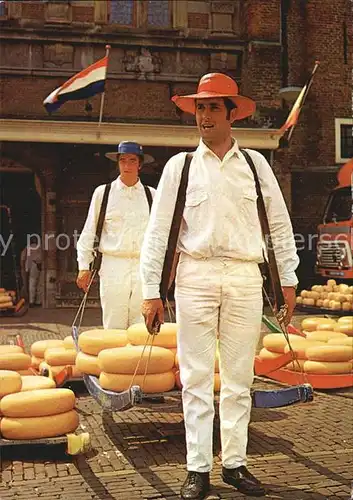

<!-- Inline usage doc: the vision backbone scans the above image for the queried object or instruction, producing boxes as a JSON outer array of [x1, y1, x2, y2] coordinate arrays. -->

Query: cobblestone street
[[0, 309, 352, 500]]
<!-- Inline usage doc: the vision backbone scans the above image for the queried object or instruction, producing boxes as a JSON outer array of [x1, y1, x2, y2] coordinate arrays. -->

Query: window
[[110, 0, 133, 25], [109, 0, 171, 28], [0, 1, 5, 17], [324, 187, 352, 223], [335, 118, 353, 163], [147, 0, 170, 28]]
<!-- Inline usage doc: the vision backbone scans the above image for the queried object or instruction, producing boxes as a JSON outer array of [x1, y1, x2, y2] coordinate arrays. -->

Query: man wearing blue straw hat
[[76, 141, 155, 329]]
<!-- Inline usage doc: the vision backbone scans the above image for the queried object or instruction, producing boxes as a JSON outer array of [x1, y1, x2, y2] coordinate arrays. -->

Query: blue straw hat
[[105, 141, 154, 164]]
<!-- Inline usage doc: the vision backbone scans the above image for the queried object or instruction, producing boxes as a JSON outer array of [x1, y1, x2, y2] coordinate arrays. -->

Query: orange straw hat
[[171, 73, 256, 120]]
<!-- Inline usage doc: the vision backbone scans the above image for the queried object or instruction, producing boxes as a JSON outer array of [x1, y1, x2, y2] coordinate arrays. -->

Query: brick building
[[0, 0, 352, 308]]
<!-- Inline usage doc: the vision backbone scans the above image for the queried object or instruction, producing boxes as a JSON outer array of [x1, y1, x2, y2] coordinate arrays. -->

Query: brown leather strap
[[159, 153, 193, 302], [91, 183, 111, 272], [240, 149, 286, 312]]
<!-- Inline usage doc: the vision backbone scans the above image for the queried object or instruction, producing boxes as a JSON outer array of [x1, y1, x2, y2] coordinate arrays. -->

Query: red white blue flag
[[43, 56, 108, 113]]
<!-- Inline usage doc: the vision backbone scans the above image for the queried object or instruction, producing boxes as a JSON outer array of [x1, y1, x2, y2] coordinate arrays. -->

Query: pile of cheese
[[0, 371, 79, 439], [30, 337, 81, 378], [0, 288, 16, 311], [296, 280, 353, 311], [99, 323, 177, 393], [259, 316, 353, 374], [76, 324, 178, 393], [0, 344, 32, 374]]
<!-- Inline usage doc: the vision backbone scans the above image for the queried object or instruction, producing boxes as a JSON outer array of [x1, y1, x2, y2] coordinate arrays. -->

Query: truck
[[316, 158, 353, 281]]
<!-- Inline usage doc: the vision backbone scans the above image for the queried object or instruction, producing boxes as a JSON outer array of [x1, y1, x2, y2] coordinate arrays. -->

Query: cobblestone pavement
[[0, 308, 352, 500]]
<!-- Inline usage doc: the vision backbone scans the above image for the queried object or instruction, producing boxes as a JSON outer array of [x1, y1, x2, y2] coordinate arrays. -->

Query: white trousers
[[175, 254, 263, 472], [28, 262, 41, 304], [99, 254, 143, 330]]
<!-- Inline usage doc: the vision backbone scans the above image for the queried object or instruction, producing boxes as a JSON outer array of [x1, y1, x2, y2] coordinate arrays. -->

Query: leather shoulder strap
[[159, 153, 193, 302], [143, 185, 153, 212], [240, 149, 286, 313], [93, 183, 111, 253]]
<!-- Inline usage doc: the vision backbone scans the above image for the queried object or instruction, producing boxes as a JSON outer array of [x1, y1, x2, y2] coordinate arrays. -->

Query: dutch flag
[[43, 55, 108, 113]]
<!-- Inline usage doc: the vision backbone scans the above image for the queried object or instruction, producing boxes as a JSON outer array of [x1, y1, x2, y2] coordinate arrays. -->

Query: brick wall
[[244, 0, 280, 41]]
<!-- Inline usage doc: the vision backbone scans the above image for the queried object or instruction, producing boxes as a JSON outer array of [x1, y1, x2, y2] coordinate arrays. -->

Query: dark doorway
[[0, 170, 41, 293]]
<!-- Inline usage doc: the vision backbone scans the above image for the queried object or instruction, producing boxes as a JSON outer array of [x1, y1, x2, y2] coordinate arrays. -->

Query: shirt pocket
[[185, 189, 208, 207], [240, 192, 258, 226]]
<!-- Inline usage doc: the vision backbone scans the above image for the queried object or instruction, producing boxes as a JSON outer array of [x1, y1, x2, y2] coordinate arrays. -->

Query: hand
[[76, 270, 92, 293], [282, 286, 296, 326], [142, 298, 164, 334]]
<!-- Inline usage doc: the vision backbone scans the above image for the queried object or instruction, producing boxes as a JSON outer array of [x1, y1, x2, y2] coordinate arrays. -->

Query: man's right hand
[[76, 270, 92, 293], [142, 298, 164, 334]]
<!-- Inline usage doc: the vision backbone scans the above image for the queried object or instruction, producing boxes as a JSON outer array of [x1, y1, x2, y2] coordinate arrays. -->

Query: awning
[[0, 119, 281, 150]]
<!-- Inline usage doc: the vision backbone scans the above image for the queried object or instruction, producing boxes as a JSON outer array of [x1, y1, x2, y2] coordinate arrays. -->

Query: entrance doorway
[[0, 169, 42, 302]]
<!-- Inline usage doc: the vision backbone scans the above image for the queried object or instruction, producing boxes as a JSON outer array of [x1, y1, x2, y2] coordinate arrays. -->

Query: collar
[[197, 138, 240, 159], [116, 176, 142, 190]]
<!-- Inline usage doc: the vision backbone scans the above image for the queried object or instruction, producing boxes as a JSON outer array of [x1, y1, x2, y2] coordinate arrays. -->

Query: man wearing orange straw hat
[[141, 73, 299, 499]]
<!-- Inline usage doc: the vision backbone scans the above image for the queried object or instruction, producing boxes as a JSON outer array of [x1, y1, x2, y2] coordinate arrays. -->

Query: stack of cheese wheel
[[20, 375, 56, 392], [174, 341, 221, 392], [127, 323, 177, 355], [98, 344, 175, 393], [76, 329, 128, 377], [0, 345, 31, 374], [0, 288, 15, 311], [30, 339, 64, 371], [296, 280, 353, 311], [0, 388, 79, 439], [40, 346, 81, 379]]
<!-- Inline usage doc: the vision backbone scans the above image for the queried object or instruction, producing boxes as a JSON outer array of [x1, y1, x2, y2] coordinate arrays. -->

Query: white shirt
[[140, 139, 299, 299], [77, 177, 155, 270], [25, 244, 42, 272]]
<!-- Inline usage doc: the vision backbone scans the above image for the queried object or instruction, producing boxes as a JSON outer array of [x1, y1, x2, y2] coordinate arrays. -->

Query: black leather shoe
[[222, 466, 265, 497], [180, 471, 210, 500]]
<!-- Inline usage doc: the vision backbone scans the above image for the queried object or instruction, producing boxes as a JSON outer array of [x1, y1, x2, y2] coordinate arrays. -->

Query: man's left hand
[[282, 286, 297, 326]]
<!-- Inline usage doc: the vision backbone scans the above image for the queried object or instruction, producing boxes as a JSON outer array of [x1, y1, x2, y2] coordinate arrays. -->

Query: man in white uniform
[[21, 235, 42, 307], [77, 141, 155, 329], [140, 73, 299, 499]]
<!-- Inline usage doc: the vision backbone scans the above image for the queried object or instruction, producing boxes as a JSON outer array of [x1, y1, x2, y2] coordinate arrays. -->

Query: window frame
[[107, 0, 173, 29], [335, 118, 353, 163]]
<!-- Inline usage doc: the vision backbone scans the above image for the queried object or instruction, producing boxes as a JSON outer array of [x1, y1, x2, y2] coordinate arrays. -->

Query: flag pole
[[97, 44, 111, 139], [286, 60, 320, 143]]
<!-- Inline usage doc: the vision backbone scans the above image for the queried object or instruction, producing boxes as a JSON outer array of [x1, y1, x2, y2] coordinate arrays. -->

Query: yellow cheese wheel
[[284, 340, 326, 359], [78, 329, 128, 355], [17, 369, 36, 376], [337, 316, 353, 325], [0, 345, 23, 354], [31, 339, 65, 358], [0, 371, 22, 397], [44, 348, 77, 366], [306, 345, 353, 362], [98, 345, 175, 375], [327, 337, 353, 347], [0, 388, 75, 417], [284, 359, 306, 372], [0, 409, 79, 440], [71, 366, 82, 378], [20, 376, 56, 392], [75, 352, 101, 377], [127, 322, 177, 348], [258, 348, 283, 360], [333, 323, 353, 337], [31, 355, 44, 369], [315, 319, 338, 331], [0, 353, 31, 371], [304, 360, 353, 374], [63, 336, 75, 349], [306, 331, 347, 342], [99, 371, 176, 394], [262, 334, 301, 353]]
